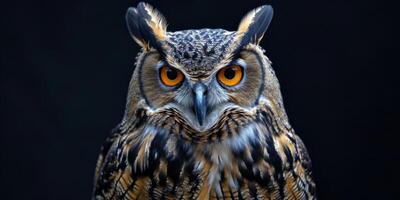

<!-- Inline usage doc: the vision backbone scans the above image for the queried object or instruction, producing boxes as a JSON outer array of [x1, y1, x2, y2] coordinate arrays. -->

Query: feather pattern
[[93, 98, 316, 199], [126, 2, 168, 54]]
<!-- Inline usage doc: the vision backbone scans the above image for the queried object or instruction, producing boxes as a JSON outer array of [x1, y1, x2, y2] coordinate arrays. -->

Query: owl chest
[[113, 133, 303, 199]]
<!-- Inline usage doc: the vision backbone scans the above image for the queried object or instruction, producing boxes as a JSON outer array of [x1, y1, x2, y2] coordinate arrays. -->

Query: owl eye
[[159, 65, 184, 87], [217, 65, 244, 87]]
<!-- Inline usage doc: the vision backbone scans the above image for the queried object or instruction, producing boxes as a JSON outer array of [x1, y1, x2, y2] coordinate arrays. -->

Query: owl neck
[[117, 99, 296, 166]]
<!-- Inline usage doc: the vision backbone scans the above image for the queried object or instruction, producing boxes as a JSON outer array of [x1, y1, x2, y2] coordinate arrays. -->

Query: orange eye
[[217, 65, 243, 87], [159, 66, 184, 87]]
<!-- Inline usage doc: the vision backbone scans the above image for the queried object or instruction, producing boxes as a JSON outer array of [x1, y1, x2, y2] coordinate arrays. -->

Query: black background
[[1, 0, 398, 199]]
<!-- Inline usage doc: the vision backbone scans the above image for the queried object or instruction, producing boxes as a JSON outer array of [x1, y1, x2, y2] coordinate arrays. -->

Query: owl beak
[[192, 83, 207, 126]]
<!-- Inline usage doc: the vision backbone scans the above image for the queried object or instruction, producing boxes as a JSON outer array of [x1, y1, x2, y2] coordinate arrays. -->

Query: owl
[[93, 2, 316, 200]]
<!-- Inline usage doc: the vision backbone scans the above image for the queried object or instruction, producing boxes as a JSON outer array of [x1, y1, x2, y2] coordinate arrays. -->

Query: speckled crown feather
[[166, 29, 236, 71]]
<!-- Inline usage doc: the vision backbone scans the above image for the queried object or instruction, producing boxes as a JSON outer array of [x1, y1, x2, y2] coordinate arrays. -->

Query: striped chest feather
[[93, 122, 316, 200]]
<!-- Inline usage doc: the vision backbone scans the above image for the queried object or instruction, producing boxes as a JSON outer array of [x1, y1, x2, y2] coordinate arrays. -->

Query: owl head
[[122, 2, 288, 136]]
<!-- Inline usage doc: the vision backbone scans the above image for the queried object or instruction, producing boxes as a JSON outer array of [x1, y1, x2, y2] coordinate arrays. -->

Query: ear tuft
[[237, 5, 273, 46], [126, 2, 168, 52]]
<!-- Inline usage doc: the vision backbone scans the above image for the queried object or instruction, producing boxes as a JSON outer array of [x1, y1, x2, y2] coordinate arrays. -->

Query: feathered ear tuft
[[126, 2, 168, 53], [236, 5, 273, 46]]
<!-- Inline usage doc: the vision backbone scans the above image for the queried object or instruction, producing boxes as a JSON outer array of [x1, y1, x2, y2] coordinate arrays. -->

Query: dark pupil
[[166, 68, 178, 80], [224, 67, 236, 79]]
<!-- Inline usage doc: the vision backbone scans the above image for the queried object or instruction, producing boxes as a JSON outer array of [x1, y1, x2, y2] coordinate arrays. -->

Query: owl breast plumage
[[93, 2, 316, 200]]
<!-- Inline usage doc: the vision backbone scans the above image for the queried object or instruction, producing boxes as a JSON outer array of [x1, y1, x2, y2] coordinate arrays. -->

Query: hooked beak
[[192, 83, 207, 126]]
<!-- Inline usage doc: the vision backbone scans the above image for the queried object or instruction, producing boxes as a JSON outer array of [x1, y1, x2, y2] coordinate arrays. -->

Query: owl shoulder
[[293, 133, 313, 173]]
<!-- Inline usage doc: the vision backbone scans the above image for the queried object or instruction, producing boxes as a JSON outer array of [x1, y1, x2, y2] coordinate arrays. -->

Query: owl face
[[125, 3, 277, 132]]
